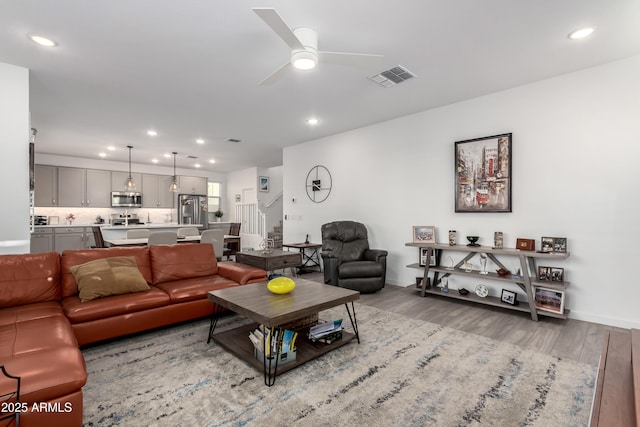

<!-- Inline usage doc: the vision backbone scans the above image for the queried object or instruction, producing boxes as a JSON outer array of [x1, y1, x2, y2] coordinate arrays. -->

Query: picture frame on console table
[[533, 286, 565, 314], [419, 248, 438, 267], [454, 133, 512, 213], [516, 238, 535, 251], [412, 226, 436, 244], [501, 289, 518, 305]]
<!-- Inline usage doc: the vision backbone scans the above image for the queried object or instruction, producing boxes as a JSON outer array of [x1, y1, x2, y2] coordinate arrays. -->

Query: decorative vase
[[267, 277, 296, 294]]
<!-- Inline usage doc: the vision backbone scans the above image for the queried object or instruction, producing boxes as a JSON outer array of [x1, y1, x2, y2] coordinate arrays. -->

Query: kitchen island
[[100, 223, 202, 240]]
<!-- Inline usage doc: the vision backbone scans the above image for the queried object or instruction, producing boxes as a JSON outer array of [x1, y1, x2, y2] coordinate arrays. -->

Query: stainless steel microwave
[[111, 191, 142, 208]]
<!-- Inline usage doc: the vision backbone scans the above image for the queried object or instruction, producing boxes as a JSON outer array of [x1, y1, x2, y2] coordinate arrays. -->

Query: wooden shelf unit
[[405, 243, 571, 321]]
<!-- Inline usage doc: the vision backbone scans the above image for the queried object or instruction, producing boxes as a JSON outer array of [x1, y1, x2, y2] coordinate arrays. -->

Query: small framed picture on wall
[[259, 176, 270, 192]]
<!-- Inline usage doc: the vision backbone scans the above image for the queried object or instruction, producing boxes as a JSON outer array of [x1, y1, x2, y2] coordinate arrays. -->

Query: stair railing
[[234, 203, 267, 239]]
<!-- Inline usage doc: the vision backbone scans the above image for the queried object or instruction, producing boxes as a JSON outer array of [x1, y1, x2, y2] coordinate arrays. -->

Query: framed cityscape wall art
[[455, 133, 512, 212]]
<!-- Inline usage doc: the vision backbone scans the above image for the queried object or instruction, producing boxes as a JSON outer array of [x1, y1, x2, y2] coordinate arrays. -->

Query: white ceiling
[[1, 1, 639, 172]]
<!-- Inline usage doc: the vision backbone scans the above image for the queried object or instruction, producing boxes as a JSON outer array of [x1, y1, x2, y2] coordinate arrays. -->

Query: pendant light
[[125, 145, 136, 191], [169, 152, 179, 192]]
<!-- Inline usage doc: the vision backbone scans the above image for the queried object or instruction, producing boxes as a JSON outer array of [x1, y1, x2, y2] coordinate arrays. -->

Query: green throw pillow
[[70, 256, 150, 302]]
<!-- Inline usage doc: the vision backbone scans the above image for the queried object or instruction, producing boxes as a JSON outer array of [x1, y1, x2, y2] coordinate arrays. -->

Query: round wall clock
[[305, 165, 332, 203]]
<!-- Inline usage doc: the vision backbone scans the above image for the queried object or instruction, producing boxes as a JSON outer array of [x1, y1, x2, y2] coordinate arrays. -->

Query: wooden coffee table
[[235, 249, 302, 278], [207, 278, 360, 386]]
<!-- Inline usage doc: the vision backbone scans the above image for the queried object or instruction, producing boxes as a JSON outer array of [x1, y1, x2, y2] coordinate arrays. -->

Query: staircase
[[268, 221, 283, 249]]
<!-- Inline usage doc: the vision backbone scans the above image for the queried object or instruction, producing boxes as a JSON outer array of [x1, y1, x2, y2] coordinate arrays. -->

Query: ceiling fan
[[252, 7, 384, 86]]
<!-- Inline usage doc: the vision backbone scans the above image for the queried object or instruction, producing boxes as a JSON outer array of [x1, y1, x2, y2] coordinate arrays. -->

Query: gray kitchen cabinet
[[34, 165, 58, 206], [111, 171, 143, 192], [142, 174, 175, 208], [179, 176, 207, 195], [54, 226, 89, 253], [30, 227, 54, 253], [85, 169, 111, 207], [57, 167, 85, 206]]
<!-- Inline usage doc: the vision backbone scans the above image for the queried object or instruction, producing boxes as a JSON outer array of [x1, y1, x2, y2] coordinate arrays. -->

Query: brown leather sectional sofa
[[0, 243, 267, 427]]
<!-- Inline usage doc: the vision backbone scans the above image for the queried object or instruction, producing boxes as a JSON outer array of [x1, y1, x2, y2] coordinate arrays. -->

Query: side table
[[235, 249, 302, 278], [282, 242, 322, 273]]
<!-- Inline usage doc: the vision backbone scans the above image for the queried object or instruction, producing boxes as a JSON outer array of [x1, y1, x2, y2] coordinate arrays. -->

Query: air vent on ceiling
[[369, 65, 416, 87], [187, 155, 198, 159], [226, 138, 242, 143]]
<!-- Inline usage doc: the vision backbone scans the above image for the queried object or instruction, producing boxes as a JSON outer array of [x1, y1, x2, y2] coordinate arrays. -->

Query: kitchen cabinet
[[35, 166, 111, 207], [111, 171, 143, 192], [54, 226, 95, 253], [30, 228, 54, 253], [142, 174, 175, 208], [179, 175, 208, 195], [57, 167, 85, 206], [34, 165, 57, 206], [406, 243, 571, 321], [85, 169, 111, 207]]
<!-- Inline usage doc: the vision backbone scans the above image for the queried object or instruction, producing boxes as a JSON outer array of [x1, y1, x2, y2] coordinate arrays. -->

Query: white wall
[[0, 62, 30, 254], [283, 54, 640, 329]]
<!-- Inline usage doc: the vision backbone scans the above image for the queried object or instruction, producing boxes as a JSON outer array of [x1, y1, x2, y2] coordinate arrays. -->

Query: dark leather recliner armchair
[[321, 221, 388, 293]]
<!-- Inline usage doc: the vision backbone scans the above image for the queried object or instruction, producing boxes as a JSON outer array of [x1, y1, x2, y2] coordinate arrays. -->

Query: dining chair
[[91, 226, 106, 248], [126, 229, 151, 239], [147, 231, 178, 246], [200, 229, 225, 261], [224, 223, 241, 260], [177, 227, 200, 238]]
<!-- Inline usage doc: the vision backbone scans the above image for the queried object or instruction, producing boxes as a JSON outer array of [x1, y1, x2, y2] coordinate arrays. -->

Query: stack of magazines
[[308, 319, 343, 344]]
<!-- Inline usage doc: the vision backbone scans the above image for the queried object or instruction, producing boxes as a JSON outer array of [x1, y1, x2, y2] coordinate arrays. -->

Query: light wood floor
[[297, 271, 625, 367]]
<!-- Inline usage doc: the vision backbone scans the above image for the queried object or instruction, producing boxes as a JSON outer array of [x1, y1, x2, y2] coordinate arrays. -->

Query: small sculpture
[[464, 261, 473, 272], [259, 238, 275, 254], [446, 256, 455, 270], [479, 254, 488, 275]]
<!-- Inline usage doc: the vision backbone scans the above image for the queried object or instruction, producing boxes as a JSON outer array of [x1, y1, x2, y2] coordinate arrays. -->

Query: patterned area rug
[[82, 305, 596, 426]]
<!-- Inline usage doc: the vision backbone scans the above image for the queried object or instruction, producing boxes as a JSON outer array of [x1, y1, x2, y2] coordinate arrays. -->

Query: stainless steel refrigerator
[[178, 194, 208, 228]]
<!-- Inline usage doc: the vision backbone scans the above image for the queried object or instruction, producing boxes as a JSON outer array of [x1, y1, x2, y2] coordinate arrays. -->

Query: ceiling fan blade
[[258, 62, 292, 86], [319, 51, 384, 68], [252, 7, 304, 51]]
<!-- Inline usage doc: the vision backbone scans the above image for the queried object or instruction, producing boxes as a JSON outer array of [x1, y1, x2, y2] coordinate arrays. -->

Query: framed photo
[[415, 277, 430, 289], [259, 176, 269, 192], [541, 236, 567, 253], [501, 289, 518, 305], [419, 248, 437, 267], [533, 286, 565, 314], [412, 226, 436, 244], [550, 267, 564, 282], [537, 266, 551, 281], [455, 133, 512, 213]]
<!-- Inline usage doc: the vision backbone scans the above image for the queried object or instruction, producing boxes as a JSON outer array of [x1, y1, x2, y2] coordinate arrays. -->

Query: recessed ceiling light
[[209, 159, 216, 164], [98, 152, 107, 158], [196, 138, 205, 144], [151, 158, 159, 163], [107, 145, 116, 151], [163, 153, 171, 158], [569, 27, 595, 40], [194, 163, 201, 168], [306, 118, 319, 125], [146, 129, 157, 136], [29, 34, 56, 47]]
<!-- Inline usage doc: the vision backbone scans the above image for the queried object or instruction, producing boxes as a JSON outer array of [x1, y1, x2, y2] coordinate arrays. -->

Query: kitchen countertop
[[33, 223, 202, 229]]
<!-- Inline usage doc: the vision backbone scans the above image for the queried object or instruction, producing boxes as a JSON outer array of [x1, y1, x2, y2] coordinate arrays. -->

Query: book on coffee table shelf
[[249, 325, 298, 360]]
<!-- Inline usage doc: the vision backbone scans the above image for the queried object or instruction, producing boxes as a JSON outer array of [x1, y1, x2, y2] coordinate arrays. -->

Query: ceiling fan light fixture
[[292, 50, 317, 70]]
